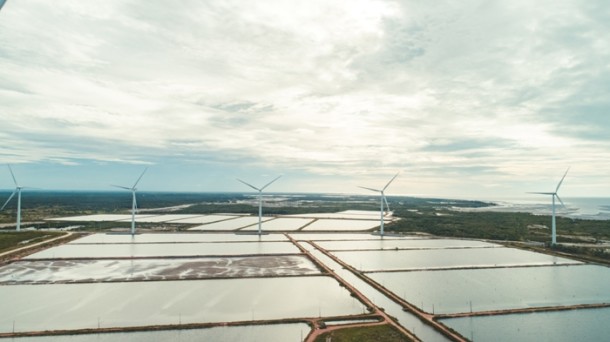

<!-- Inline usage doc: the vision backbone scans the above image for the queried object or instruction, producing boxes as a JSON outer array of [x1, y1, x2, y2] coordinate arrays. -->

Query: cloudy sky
[[1, 0, 609, 198]]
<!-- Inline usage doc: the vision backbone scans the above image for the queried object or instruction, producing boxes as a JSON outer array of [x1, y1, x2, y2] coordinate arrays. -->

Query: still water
[[301, 219, 382, 231], [316, 239, 499, 251], [70, 233, 289, 244], [0, 276, 365, 333], [368, 264, 610, 314], [440, 307, 610, 342], [26, 242, 300, 259], [333, 247, 579, 271], [7, 323, 310, 342], [291, 233, 406, 241]]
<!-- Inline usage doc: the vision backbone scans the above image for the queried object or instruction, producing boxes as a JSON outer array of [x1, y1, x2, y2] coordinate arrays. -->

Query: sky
[[1, 0, 609, 199]]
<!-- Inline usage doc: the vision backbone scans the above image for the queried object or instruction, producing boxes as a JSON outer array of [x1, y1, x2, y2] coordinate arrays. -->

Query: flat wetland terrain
[[1, 191, 608, 263], [0, 191, 609, 341]]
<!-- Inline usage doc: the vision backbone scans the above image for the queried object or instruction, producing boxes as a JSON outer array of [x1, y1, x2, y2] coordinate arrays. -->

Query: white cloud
[[1, 0, 609, 196]]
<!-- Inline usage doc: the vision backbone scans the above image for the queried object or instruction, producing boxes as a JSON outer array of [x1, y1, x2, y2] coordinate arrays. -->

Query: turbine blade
[[260, 175, 282, 191], [358, 186, 381, 193], [132, 167, 148, 189], [555, 194, 566, 209], [237, 179, 260, 191], [1, 190, 17, 210], [527, 192, 555, 195], [111, 185, 131, 191], [7, 164, 18, 187], [555, 167, 570, 193], [382, 172, 400, 191]]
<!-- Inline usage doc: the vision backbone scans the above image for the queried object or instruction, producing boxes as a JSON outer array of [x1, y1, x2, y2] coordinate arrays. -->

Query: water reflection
[[0, 277, 364, 333], [441, 307, 610, 342], [369, 265, 610, 314]]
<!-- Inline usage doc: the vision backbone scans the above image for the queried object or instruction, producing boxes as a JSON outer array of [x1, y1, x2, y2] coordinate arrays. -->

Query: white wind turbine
[[528, 168, 569, 246], [112, 168, 148, 236], [359, 172, 399, 236], [1, 165, 26, 232], [236, 175, 281, 235]]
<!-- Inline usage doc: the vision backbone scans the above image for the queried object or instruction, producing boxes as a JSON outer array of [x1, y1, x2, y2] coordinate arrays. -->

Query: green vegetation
[[389, 206, 610, 242], [0, 231, 63, 254], [314, 324, 412, 342]]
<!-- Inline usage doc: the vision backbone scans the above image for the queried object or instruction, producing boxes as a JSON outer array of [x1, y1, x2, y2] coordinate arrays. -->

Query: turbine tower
[[359, 172, 399, 236], [112, 168, 148, 236], [1, 165, 24, 232], [528, 168, 569, 246], [236, 175, 281, 235]]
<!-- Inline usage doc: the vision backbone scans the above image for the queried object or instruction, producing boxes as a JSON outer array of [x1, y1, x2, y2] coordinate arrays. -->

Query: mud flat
[[0, 255, 321, 284]]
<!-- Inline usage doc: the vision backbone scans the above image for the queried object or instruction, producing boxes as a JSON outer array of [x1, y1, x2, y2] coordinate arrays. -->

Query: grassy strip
[[0, 231, 64, 254], [314, 324, 413, 342]]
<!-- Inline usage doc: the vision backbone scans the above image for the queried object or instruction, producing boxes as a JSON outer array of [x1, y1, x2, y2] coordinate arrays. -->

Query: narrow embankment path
[[0, 232, 77, 261], [285, 234, 422, 342]]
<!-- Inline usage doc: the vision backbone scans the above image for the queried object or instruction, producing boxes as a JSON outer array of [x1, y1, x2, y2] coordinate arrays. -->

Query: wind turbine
[[1, 165, 24, 232], [112, 168, 147, 236], [528, 168, 569, 246], [236, 175, 281, 235], [359, 172, 399, 236]]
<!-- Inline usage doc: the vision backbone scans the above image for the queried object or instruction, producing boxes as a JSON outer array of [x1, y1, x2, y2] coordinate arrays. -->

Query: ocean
[[471, 197, 610, 221]]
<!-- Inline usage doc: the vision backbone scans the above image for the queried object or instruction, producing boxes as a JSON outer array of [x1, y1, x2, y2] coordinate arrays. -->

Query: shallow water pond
[[240, 218, 314, 231], [301, 219, 381, 231], [368, 264, 610, 314], [26, 241, 300, 259], [188, 216, 273, 230], [0, 276, 365, 333], [440, 307, 610, 342], [316, 239, 498, 251], [71, 233, 288, 244], [289, 233, 407, 241], [0, 256, 320, 284], [333, 247, 579, 271]]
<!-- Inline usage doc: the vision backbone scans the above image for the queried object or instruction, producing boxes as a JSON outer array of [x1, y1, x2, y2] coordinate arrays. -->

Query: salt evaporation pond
[[284, 212, 392, 220], [240, 218, 314, 231], [188, 216, 274, 231], [440, 307, 610, 342], [334, 247, 579, 271], [0, 276, 365, 333], [116, 214, 204, 223], [368, 264, 610, 314], [70, 233, 289, 244], [290, 233, 407, 241], [301, 219, 381, 231], [0, 256, 320, 283], [167, 215, 242, 224], [8, 323, 310, 342], [316, 238, 499, 251], [25, 241, 300, 259], [48, 214, 157, 222]]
